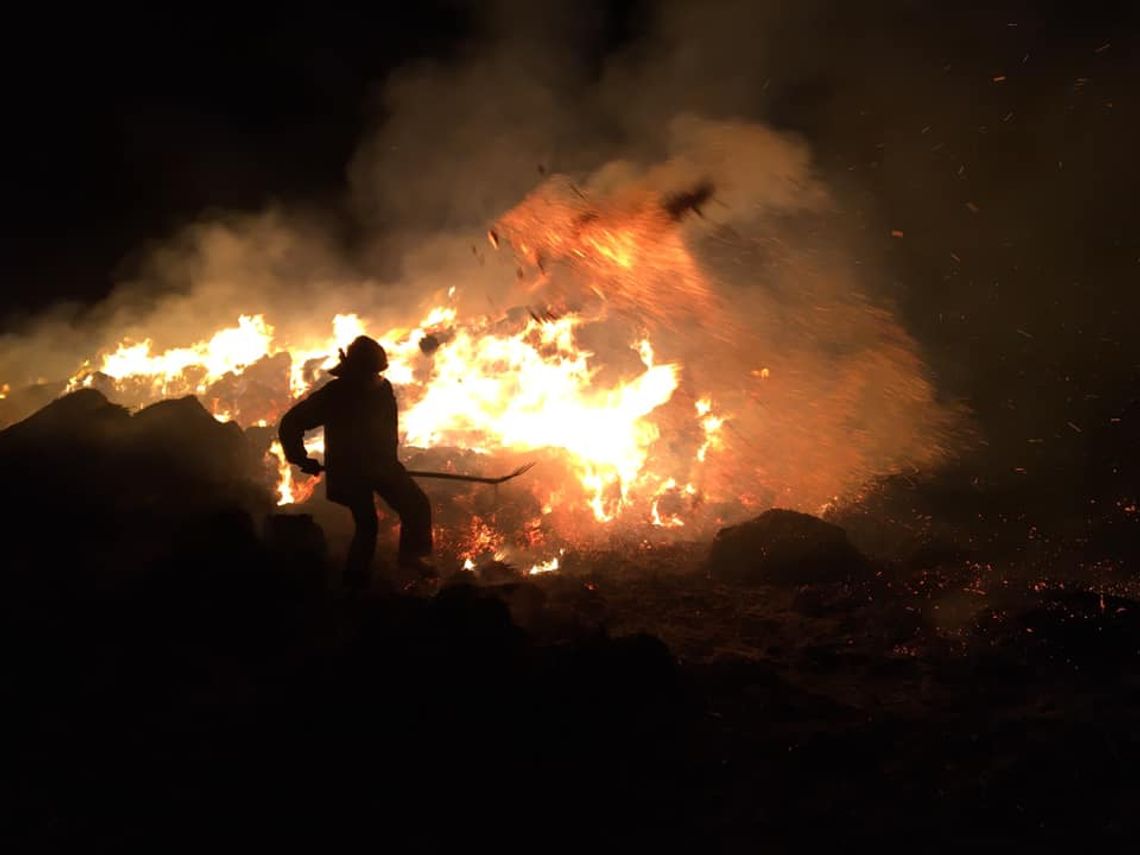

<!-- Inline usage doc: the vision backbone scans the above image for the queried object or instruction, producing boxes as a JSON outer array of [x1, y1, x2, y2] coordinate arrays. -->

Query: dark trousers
[[345, 470, 432, 584]]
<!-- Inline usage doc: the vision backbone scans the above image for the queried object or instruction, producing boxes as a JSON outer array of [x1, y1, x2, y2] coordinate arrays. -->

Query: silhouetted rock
[[123, 397, 265, 507], [0, 390, 273, 572], [0, 387, 129, 450], [431, 580, 523, 650], [0, 380, 69, 431], [708, 509, 871, 585]]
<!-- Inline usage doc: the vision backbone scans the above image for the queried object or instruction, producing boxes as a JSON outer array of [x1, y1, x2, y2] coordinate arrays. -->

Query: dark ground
[[4, 391, 1140, 851]]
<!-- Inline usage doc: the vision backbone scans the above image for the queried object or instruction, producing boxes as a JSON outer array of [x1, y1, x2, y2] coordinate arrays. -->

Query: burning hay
[[0, 118, 966, 568]]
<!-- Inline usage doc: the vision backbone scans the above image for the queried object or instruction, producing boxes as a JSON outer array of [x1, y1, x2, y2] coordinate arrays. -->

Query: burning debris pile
[[0, 119, 965, 568]]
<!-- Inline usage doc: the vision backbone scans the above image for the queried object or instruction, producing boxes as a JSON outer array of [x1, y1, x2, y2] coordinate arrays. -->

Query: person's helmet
[[330, 335, 388, 377]]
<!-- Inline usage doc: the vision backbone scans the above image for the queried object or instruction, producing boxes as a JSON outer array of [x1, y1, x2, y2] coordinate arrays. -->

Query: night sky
[[2, 1, 1137, 488], [1, 4, 470, 313]]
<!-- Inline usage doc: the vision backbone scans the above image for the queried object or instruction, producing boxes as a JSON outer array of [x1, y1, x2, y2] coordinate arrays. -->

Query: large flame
[[53, 188, 734, 568], [400, 316, 681, 522], [66, 299, 719, 530], [11, 172, 955, 569]]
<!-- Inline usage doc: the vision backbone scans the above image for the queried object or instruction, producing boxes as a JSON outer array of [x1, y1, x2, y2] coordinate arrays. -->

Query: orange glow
[[268, 435, 324, 506], [695, 398, 726, 463], [17, 169, 957, 574], [39, 183, 749, 569], [52, 282, 728, 565]]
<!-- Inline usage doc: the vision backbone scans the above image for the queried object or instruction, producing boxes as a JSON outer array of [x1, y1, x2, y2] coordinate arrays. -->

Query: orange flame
[[41, 181, 744, 569]]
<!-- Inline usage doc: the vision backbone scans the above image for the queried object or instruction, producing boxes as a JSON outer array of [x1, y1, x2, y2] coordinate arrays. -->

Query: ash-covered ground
[[4, 390, 1140, 851]]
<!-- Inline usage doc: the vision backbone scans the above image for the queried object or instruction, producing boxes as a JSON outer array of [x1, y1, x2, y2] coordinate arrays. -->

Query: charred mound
[[0, 390, 272, 572], [707, 508, 872, 586]]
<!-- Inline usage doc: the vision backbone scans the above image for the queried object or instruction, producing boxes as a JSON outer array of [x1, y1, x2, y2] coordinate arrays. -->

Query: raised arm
[[278, 386, 331, 468]]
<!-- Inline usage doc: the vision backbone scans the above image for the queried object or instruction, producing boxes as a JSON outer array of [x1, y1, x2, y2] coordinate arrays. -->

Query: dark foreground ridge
[[4, 392, 1140, 850], [7, 530, 687, 850]]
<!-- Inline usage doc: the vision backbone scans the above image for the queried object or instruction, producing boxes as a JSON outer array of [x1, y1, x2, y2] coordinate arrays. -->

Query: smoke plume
[[0, 0, 970, 517]]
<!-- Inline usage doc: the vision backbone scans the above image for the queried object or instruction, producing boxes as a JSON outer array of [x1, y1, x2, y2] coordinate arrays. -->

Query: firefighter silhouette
[[279, 336, 434, 587]]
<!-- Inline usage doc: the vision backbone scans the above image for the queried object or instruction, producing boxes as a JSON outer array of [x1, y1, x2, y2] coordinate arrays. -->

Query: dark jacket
[[278, 375, 400, 505]]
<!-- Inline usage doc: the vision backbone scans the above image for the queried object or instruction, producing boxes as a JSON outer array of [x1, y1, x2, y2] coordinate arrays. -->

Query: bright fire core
[[66, 304, 726, 555]]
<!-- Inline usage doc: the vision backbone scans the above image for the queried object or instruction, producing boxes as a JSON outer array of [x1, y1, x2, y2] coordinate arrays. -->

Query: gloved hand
[[297, 458, 324, 476]]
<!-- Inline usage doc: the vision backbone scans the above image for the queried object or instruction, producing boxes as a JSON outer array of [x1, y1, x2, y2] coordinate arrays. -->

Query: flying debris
[[527, 307, 562, 324], [662, 179, 715, 221]]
